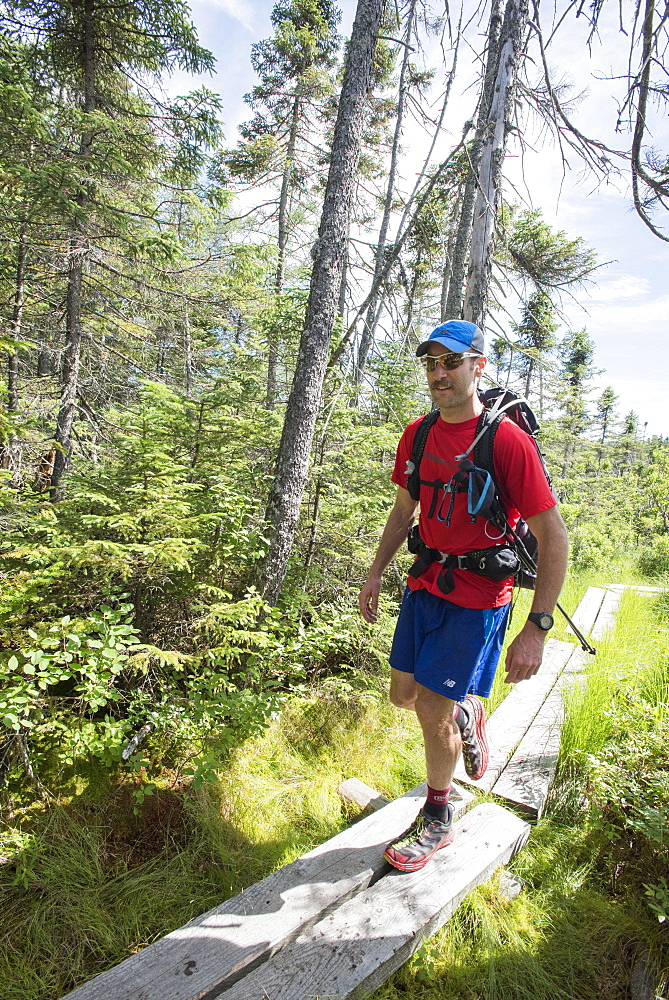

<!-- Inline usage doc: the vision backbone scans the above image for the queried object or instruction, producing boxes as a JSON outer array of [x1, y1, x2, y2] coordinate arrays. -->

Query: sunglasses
[[422, 352, 481, 372]]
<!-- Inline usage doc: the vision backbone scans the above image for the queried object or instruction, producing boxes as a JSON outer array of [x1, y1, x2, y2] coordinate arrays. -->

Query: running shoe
[[383, 805, 454, 872], [458, 694, 489, 780]]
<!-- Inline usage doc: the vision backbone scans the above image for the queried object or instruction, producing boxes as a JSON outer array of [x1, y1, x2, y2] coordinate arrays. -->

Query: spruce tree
[[512, 289, 558, 408], [1, 0, 220, 496], [225, 0, 341, 406], [595, 386, 618, 466]]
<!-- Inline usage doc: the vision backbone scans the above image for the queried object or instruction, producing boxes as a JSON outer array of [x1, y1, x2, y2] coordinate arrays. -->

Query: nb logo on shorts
[[443, 679, 456, 687]]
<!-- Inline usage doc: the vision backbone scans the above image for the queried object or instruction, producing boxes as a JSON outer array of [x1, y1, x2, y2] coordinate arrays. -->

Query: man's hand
[[359, 576, 382, 623], [504, 624, 546, 684], [358, 486, 417, 625], [503, 505, 569, 685]]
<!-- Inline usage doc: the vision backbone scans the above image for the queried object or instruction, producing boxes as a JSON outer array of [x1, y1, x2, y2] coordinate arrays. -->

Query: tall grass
[[1, 808, 216, 998]]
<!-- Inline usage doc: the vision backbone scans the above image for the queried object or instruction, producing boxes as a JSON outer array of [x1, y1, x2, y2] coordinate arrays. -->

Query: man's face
[[425, 344, 486, 411]]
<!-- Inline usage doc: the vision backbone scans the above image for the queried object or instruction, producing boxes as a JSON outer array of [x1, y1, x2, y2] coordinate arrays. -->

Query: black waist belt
[[407, 526, 520, 596]]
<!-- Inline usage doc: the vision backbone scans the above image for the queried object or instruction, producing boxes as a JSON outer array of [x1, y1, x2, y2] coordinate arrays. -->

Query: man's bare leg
[[384, 669, 459, 871], [389, 668, 461, 790]]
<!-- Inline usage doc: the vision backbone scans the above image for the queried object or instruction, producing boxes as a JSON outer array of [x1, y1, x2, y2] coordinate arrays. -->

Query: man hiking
[[358, 319, 569, 872]]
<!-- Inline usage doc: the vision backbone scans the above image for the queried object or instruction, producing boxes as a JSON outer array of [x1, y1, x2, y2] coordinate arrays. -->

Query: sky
[[175, 0, 668, 436]]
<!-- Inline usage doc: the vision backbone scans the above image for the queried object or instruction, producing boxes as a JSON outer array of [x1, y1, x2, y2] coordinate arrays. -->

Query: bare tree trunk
[[524, 359, 533, 398], [1, 217, 27, 474], [463, 0, 528, 327], [303, 437, 327, 574], [328, 44, 461, 370], [444, 0, 502, 320], [184, 300, 193, 395], [50, 0, 95, 498], [7, 225, 26, 413], [276, 94, 301, 296], [6, 352, 19, 415], [338, 217, 351, 322], [440, 197, 461, 321], [267, 94, 302, 409], [539, 366, 544, 416], [355, 0, 417, 383], [51, 241, 84, 498], [259, 0, 385, 605]]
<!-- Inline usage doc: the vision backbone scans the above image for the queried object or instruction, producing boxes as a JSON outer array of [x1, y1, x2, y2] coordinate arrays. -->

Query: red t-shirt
[[391, 413, 557, 608]]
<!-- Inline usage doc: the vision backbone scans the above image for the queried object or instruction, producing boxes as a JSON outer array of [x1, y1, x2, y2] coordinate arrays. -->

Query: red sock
[[427, 784, 451, 805], [424, 784, 451, 820]]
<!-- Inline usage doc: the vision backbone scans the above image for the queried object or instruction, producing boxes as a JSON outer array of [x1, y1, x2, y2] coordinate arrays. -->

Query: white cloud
[[192, 0, 256, 32], [583, 293, 669, 332], [584, 275, 651, 303]]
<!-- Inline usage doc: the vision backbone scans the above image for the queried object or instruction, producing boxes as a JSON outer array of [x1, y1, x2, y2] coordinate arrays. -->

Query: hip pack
[[406, 524, 520, 596]]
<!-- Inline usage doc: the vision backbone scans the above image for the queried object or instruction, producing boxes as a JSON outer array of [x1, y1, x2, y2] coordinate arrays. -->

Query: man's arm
[[359, 486, 419, 623], [504, 504, 569, 684]]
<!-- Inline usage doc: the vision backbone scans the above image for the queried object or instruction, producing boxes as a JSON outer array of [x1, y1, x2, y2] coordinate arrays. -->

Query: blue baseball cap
[[416, 320, 485, 356]]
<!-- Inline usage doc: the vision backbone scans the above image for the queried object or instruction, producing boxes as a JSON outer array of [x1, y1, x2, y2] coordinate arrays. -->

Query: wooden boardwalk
[[60, 582, 644, 1000], [453, 583, 635, 816]]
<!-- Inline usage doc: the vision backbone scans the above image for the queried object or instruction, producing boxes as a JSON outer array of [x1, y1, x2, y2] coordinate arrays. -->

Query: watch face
[[530, 612, 553, 630]]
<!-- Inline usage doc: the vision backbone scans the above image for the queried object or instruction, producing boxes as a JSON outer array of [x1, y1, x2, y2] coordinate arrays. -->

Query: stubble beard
[[430, 381, 467, 410]]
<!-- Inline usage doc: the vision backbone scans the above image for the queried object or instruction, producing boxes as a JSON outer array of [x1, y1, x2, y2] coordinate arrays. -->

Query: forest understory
[[0, 576, 668, 1000]]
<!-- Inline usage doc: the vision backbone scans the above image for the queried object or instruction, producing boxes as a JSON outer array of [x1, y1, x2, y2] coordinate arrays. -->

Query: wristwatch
[[527, 611, 554, 631]]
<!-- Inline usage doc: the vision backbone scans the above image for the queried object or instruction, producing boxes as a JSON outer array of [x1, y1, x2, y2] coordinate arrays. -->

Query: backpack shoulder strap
[[475, 402, 555, 497], [406, 409, 440, 501], [473, 407, 504, 479]]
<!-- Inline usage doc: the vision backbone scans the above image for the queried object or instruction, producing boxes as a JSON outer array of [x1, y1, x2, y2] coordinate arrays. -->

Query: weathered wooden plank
[[453, 639, 573, 791], [465, 603, 609, 811], [591, 589, 622, 640], [61, 781, 473, 1000], [339, 778, 474, 816], [58, 792, 419, 1000], [562, 645, 589, 677], [567, 586, 606, 637], [338, 778, 390, 812], [490, 677, 565, 817], [445, 781, 476, 810], [491, 622, 611, 817], [489, 638, 593, 818], [221, 803, 530, 1000], [606, 584, 669, 593]]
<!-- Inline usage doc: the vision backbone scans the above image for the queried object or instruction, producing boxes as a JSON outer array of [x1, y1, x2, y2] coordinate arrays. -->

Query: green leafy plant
[[644, 878, 669, 924]]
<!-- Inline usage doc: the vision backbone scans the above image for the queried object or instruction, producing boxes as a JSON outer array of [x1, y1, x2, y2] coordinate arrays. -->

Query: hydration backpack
[[405, 387, 554, 592]]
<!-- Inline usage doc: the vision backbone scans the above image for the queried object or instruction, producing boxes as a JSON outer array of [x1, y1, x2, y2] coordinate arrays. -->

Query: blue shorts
[[389, 588, 510, 701]]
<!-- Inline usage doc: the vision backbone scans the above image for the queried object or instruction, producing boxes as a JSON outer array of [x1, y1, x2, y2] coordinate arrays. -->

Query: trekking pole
[[556, 600, 596, 654], [506, 527, 597, 656]]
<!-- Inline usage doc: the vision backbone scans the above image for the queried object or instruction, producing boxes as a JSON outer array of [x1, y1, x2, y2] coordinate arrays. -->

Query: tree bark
[[463, 0, 528, 327], [7, 223, 26, 414], [1, 219, 27, 475], [440, 196, 461, 321], [259, 0, 385, 605], [184, 299, 193, 395], [50, 0, 96, 499], [266, 93, 303, 408], [328, 49, 461, 370]]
